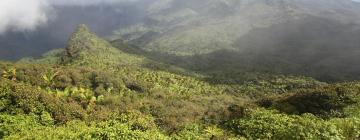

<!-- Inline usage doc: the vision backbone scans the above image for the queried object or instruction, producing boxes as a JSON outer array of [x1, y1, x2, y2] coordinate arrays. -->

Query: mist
[[2, 1, 360, 139], [0, 0, 359, 35], [1, 0, 360, 74], [0, 0, 145, 34], [0, 0, 150, 60], [0, 0, 50, 34], [50, 0, 140, 6]]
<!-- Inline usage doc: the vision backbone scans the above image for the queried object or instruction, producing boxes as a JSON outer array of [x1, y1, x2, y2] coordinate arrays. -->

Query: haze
[[3, 0, 360, 139]]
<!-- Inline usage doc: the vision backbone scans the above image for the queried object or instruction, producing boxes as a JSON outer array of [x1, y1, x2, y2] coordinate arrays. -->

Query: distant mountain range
[[111, 0, 360, 55], [108, 0, 360, 81], [2, 0, 360, 81]]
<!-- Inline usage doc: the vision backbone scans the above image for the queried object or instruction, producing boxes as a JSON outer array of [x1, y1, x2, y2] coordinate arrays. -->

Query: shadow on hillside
[[112, 16, 360, 84]]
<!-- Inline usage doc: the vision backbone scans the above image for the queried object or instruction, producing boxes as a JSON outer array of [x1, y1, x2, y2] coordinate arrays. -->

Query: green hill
[[111, 0, 360, 55], [108, 0, 360, 82], [1, 25, 360, 139]]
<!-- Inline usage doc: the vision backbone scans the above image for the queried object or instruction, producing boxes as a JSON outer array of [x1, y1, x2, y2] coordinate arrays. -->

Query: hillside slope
[[109, 0, 360, 82], [112, 0, 360, 55], [20, 24, 145, 68], [2, 25, 360, 139]]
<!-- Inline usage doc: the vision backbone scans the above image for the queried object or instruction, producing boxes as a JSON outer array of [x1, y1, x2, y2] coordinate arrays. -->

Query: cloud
[[0, 0, 51, 34], [0, 0, 140, 34], [49, 0, 139, 6]]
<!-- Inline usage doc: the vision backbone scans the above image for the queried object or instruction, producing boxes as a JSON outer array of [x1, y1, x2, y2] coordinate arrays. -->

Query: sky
[[0, 0, 50, 33], [50, 0, 139, 6], [0, 0, 138, 34], [0, 0, 359, 34]]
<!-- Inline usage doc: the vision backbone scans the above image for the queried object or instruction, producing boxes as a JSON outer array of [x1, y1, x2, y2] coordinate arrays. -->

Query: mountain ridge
[[112, 0, 360, 55], [2, 22, 360, 139]]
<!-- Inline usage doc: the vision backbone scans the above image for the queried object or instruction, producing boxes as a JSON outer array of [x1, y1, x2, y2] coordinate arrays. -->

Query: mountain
[[112, 0, 360, 55], [108, 0, 360, 81], [20, 24, 145, 68], [0, 3, 145, 60], [2, 0, 360, 82], [61, 24, 146, 68], [2, 1, 360, 139], [2, 25, 360, 139]]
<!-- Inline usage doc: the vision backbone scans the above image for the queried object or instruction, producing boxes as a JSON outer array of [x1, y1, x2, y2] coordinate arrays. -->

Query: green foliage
[[227, 109, 360, 140], [3, 57, 360, 139], [42, 69, 60, 86], [172, 124, 238, 140], [40, 111, 54, 126], [0, 78, 87, 123], [259, 83, 359, 118], [60, 24, 145, 69], [2, 25, 360, 139], [0, 114, 170, 140], [1, 67, 16, 81], [18, 48, 64, 64], [172, 124, 205, 140]]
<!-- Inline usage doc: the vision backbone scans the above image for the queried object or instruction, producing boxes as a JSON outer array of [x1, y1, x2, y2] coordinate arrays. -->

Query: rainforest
[[1, 0, 360, 139]]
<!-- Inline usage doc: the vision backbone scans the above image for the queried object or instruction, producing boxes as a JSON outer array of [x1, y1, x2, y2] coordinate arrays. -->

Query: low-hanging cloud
[[50, 0, 139, 6], [0, 0, 139, 34], [0, 0, 51, 34]]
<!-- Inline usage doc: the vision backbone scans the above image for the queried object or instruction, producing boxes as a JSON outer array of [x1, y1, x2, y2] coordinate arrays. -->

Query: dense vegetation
[[108, 0, 360, 82], [1, 25, 360, 139]]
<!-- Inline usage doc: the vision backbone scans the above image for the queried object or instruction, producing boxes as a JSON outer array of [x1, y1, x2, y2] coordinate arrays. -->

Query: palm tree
[[2, 67, 17, 81]]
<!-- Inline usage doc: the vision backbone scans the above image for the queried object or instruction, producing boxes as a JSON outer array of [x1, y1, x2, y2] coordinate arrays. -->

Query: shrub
[[0, 114, 170, 140], [0, 79, 86, 123], [260, 85, 357, 118], [226, 109, 360, 140]]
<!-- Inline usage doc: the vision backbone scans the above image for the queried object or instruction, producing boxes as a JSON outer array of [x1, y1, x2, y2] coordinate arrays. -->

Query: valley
[[1, 0, 360, 139]]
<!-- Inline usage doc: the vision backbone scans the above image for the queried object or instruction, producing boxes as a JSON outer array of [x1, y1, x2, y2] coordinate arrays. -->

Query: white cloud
[[49, 0, 139, 6], [0, 0, 140, 34], [0, 0, 51, 34]]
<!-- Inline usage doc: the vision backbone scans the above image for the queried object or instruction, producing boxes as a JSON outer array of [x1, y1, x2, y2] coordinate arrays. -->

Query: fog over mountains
[[1, 0, 360, 81], [3, 1, 360, 139], [0, 0, 148, 59], [1, 0, 359, 59], [112, 0, 360, 54]]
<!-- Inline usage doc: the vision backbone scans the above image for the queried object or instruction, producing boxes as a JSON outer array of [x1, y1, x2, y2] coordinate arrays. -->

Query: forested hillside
[[1, 25, 360, 139], [109, 0, 360, 82], [113, 0, 360, 54]]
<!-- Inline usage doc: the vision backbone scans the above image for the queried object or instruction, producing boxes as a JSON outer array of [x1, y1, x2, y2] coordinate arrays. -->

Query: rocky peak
[[65, 24, 102, 57]]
